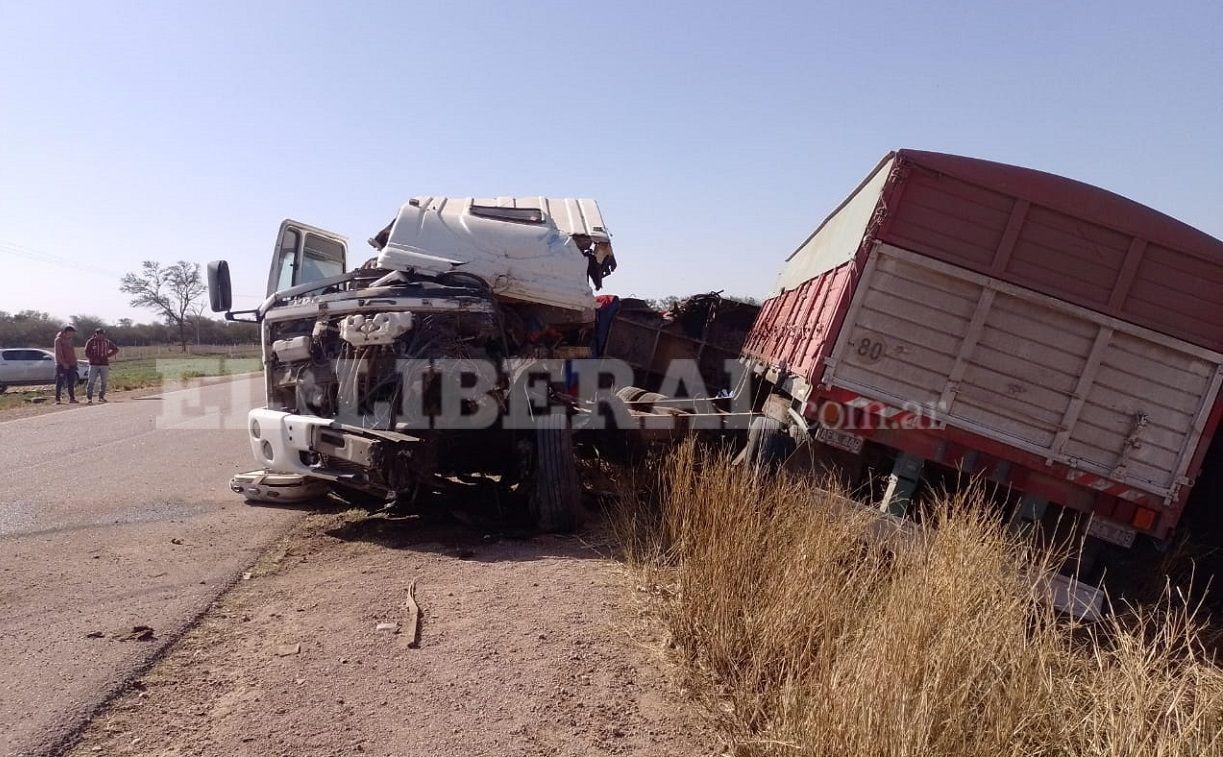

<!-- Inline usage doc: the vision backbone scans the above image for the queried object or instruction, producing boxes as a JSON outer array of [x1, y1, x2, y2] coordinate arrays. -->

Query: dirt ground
[[63, 508, 719, 757]]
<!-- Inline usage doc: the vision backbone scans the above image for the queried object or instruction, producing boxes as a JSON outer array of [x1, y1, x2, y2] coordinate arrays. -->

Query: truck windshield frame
[[273, 228, 300, 293], [268, 225, 347, 297], [299, 233, 345, 282]]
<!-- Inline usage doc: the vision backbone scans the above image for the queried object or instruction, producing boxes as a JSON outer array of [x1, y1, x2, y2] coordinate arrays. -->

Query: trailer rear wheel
[[615, 386, 651, 402], [615, 385, 666, 412], [530, 420, 580, 533], [743, 416, 795, 469]]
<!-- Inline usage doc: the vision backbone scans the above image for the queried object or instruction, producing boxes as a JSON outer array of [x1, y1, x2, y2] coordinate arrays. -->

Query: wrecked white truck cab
[[378, 197, 614, 313], [208, 197, 618, 531]]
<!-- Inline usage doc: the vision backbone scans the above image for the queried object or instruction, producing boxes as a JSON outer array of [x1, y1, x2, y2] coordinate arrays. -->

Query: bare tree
[[120, 261, 206, 352], [189, 300, 207, 346]]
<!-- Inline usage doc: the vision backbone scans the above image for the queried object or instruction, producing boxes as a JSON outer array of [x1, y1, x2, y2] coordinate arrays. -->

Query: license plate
[[814, 426, 864, 454], [1086, 517, 1137, 548]]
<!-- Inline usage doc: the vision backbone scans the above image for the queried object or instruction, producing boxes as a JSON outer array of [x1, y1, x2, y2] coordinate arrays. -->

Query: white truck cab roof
[[375, 197, 615, 312]]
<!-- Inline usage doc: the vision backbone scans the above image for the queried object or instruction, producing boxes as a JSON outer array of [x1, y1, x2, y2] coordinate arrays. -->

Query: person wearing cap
[[53, 325, 80, 404], [84, 328, 120, 404]]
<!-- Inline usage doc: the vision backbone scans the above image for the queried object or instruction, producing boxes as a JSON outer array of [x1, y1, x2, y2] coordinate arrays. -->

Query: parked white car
[[0, 348, 89, 393]]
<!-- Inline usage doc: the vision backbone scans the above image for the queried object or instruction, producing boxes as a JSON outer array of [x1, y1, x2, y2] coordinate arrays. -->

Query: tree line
[[0, 310, 258, 349]]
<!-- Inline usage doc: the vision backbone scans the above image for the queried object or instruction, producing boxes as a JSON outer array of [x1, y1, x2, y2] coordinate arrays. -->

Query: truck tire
[[616, 386, 649, 403], [615, 386, 666, 412], [745, 416, 795, 469], [530, 421, 580, 533], [0, 383, 7, 394]]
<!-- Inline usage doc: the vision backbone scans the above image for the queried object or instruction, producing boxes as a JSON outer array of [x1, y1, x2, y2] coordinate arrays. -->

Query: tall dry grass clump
[[618, 442, 1223, 756]]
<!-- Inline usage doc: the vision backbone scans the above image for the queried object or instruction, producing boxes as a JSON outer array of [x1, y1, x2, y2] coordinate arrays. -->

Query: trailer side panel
[[742, 260, 854, 392], [879, 151, 1223, 352], [823, 243, 1223, 504]]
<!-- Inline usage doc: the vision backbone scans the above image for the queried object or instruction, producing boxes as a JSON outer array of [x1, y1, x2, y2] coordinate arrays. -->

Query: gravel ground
[[64, 510, 719, 757]]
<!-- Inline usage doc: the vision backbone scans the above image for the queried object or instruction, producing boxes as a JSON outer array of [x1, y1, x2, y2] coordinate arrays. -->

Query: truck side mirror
[[208, 260, 233, 312]]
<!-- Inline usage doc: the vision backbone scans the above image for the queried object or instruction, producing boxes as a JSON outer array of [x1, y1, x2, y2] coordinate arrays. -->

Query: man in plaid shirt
[[84, 328, 120, 404]]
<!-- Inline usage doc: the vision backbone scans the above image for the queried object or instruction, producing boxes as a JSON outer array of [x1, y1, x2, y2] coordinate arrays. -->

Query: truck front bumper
[[246, 408, 335, 475], [230, 470, 327, 504]]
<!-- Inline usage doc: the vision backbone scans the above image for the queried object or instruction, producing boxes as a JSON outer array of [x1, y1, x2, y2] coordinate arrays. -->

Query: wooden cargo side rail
[[818, 243, 1223, 505], [1048, 326, 1113, 464]]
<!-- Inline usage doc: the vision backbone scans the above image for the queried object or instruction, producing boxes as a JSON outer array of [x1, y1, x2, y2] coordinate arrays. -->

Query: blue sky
[[1, 0, 1220, 321]]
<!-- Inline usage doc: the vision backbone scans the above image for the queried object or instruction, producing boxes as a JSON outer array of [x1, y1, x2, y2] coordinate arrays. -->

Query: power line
[[0, 239, 122, 279], [0, 239, 266, 301]]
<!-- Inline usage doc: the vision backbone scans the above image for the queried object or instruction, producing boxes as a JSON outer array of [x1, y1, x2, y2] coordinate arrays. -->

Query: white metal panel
[[772, 158, 893, 294], [1066, 329, 1217, 489], [376, 197, 612, 312], [825, 243, 1223, 500]]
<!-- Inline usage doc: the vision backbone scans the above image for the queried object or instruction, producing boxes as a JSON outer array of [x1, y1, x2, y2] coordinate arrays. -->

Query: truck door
[[266, 220, 348, 297]]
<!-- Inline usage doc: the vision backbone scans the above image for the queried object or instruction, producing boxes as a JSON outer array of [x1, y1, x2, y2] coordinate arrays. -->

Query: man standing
[[84, 328, 120, 404], [53, 325, 79, 404]]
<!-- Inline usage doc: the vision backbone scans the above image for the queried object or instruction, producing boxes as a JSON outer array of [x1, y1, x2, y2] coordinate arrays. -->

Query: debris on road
[[374, 622, 399, 633], [170, 538, 183, 545], [115, 626, 155, 642], [274, 642, 301, 657], [404, 580, 421, 649]]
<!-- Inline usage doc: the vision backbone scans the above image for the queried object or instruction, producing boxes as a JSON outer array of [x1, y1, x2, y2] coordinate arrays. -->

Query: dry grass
[[614, 442, 1223, 756]]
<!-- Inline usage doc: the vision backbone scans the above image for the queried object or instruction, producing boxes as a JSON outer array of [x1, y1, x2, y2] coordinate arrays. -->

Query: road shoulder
[[0, 372, 260, 422], [64, 510, 719, 757]]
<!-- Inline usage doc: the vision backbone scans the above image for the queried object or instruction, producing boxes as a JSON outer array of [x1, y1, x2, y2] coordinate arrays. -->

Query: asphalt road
[[0, 376, 300, 757]]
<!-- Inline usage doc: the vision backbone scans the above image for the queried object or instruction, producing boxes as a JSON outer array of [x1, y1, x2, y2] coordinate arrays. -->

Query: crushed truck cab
[[377, 197, 614, 312], [209, 197, 617, 531]]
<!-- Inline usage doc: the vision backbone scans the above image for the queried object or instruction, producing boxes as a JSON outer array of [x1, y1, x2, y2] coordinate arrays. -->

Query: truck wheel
[[0, 384, 7, 394], [530, 421, 580, 533], [744, 416, 795, 469], [615, 386, 666, 412], [616, 386, 649, 402]]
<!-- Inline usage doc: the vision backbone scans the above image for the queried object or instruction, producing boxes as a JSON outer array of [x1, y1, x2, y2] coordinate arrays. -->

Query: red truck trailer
[[742, 150, 1223, 551]]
